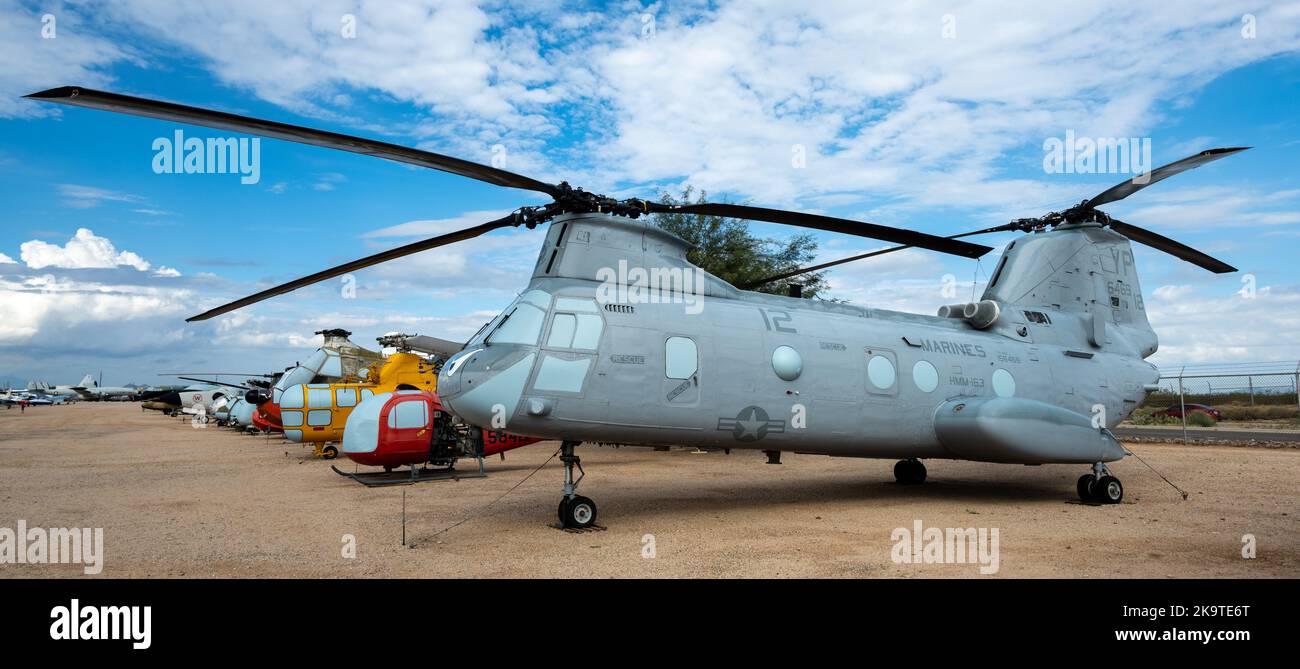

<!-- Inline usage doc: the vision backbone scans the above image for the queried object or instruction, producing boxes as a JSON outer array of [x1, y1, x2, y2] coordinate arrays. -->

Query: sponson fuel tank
[[934, 397, 1126, 464]]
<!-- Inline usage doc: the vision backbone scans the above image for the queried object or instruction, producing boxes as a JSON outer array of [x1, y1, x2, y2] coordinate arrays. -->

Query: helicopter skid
[[330, 463, 486, 487]]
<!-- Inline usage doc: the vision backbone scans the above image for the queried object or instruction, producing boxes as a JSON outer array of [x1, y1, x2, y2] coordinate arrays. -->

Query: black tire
[[894, 459, 926, 485], [1094, 476, 1123, 504], [561, 495, 598, 529], [322, 445, 338, 460], [557, 497, 571, 525], [1077, 475, 1095, 502]]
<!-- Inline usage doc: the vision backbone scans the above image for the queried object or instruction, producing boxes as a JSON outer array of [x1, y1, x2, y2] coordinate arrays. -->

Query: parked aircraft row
[[142, 329, 540, 485]]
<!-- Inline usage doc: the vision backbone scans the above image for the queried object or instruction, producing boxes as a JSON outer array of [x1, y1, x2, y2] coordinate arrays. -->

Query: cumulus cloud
[[18, 228, 178, 275], [0, 253, 15, 264]]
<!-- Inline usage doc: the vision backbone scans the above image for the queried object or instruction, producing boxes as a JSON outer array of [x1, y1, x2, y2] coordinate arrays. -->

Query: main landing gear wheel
[[559, 495, 598, 529], [556, 440, 598, 528], [321, 445, 338, 460], [894, 458, 927, 485]]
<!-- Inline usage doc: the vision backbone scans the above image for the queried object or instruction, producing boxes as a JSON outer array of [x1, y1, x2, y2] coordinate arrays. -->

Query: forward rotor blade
[[647, 202, 992, 259], [1083, 147, 1249, 210], [741, 223, 1017, 290], [186, 214, 519, 321], [25, 86, 559, 197], [1107, 219, 1236, 274]]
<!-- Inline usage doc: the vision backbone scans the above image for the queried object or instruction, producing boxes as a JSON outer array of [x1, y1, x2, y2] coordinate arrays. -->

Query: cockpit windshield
[[474, 290, 551, 347]]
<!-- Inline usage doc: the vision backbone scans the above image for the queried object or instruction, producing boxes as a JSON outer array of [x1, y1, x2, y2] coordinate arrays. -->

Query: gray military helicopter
[[29, 86, 1242, 528]]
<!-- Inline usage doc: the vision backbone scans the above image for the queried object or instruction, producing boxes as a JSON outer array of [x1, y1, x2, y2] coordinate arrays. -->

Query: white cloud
[[1146, 283, 1300, 364], [0, 274, 195, 353], [0, 253, 14, 264], [19, 228, 168, 273], [57, 184, 144, 209], [363, 209, 516, 238], [0, 0, 133, 118]]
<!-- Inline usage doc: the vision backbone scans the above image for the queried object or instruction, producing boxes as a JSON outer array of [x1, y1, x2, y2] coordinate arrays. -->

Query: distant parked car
[[1156, 403, 1222, 421]]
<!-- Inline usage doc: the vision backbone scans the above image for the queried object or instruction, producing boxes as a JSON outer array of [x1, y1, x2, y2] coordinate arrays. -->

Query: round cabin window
[[992, 368, 1016, 398], [771, 345, 803, 382], [867, 355, 896, 390], [912, 360, 939, 393]]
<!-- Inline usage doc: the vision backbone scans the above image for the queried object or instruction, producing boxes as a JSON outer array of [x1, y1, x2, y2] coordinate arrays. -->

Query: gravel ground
[[1, 403, 1296, 578]]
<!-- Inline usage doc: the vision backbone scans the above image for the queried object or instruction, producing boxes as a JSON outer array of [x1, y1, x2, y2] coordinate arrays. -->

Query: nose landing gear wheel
[[321, 445, 338, 460], [559, 495, 598, 529]]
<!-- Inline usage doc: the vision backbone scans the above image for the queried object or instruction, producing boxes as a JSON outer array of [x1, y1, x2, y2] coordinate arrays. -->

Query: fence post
[[1294, 361, 1299, 424], [1179, 366, 1187, 446], [1248, 375, 1255, 406]]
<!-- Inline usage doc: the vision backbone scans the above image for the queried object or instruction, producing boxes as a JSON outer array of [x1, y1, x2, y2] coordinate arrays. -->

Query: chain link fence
[[1139, 361, 1300, 441]]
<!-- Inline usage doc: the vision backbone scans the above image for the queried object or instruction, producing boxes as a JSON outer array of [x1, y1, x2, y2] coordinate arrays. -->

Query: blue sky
[[1, 0, 1298, 386]]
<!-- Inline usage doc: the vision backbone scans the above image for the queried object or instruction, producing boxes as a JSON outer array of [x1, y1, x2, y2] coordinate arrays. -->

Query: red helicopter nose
[[341, 390, 543, 470]]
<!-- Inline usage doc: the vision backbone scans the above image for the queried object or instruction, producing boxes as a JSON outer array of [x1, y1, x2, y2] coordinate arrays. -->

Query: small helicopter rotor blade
[[25, 86, 559, 197], [645, 202, 992, 259], [741, 223, 1019, 290], [159, 372, 275, 377], [175, 376, 251, 390], [186, 213, 519, 321], [1082, 147, 1249, 210], [1107, 219, 1236, 274]]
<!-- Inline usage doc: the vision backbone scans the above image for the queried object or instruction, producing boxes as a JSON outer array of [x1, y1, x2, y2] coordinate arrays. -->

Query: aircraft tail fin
[[78, 374, 98, 388], [979, 225, 1158, 358]]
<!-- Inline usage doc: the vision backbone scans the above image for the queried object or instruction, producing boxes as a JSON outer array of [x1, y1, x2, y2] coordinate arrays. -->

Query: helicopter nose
[[440, 351, 535, 429]]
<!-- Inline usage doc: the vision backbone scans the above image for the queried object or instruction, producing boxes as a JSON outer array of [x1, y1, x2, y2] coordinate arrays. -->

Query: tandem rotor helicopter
[[29, 86, 1245, 528]]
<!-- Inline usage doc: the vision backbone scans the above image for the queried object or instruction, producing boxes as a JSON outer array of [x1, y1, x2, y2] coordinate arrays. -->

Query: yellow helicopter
[[278, 334, 462, 459]]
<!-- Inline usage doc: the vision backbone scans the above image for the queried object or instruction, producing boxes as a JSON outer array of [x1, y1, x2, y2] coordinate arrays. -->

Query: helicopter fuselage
[[438, 214, 1158, 465]]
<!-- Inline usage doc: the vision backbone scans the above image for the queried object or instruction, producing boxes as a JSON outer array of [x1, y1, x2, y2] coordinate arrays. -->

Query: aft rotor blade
[[1107, 219, 1236, 274], [741, 223, 1017, 290], [186, 214, 519, 321], [1083, 147, 1249, 210], [25, 86, 559, 197], [646, 202, 992, 259]]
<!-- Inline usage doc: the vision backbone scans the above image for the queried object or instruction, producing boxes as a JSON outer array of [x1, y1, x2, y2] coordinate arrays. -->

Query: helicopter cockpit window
[[302, 350, 329, 374], [486, 292, 551, 346], [307, 387, 332, 409], [546, 298, 603, 350], [388, 399, 428, 429], [318, 351, 343, 378], [342, 392, 390, 455], [272, 365, 315, 402]]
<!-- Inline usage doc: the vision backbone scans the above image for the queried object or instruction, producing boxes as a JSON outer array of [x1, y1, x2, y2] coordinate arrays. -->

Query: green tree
[[650, 188, 830, 299]]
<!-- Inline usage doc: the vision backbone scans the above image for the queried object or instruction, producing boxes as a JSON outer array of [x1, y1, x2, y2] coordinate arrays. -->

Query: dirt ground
[[1, 403, 1296, 578]]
